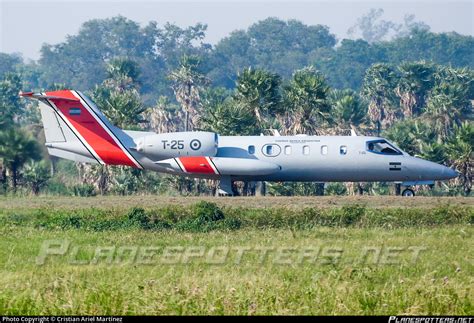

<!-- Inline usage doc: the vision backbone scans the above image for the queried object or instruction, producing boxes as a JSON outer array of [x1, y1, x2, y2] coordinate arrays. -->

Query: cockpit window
[[366, 140, 402, 155]]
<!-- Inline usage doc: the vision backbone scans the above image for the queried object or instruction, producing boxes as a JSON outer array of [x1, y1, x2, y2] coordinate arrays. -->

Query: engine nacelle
[[134, 131, 218, 160]]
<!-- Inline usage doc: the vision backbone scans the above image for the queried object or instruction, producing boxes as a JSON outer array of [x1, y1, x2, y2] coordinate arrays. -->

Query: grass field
[[0, 196, 472, 315], [1, 195, 473, 210]]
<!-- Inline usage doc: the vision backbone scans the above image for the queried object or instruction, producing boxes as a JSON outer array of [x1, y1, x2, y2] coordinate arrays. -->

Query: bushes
[[193, 201, 225, 222], [72, 184, 96, 197], [339, 204, 366, 225], [0, 202, 471, 232], [176, 201, 239, 232]]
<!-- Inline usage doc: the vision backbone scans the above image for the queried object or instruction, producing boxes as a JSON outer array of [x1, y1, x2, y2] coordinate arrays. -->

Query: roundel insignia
[[190, 139, 201, 150]]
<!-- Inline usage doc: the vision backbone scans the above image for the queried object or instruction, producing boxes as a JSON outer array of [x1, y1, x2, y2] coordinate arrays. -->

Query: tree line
[[0, 13, 472, 196]]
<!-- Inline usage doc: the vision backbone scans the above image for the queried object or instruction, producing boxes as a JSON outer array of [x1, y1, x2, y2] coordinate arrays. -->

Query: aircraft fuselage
[[131, 133, 456, 183]]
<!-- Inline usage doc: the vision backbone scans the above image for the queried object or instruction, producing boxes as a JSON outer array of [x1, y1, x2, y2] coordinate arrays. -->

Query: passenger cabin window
[[248, 145, 255, 154], [340, 145, 347, 155], [303, 145, 310, 155], [284, 145, 292, 155], [266, 145, 273, 155], [321, 145, 328, 155], [366, 140, 402, 155], [262, 144, 281, 157]]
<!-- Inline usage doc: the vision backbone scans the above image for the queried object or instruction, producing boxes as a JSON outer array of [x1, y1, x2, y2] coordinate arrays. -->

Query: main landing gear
[[217, 176, 234, 196]]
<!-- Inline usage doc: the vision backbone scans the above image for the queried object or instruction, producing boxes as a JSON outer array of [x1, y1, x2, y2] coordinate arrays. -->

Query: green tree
[[23, 161, 51, 195], [347, 8, 400, 43], [90, 58, 147, 196], [201, 102, 257, 136], [385, 29, 474, 69], [314, 39, 387, 90], [38, 16, 210, 103], [329, 89, 368, 134], [168, 55, 210, 131], [445, 122, 473, 195], [209, 18, 336, 87], [384, 119, 437, 157], [0, 73, 24, 127], [79, 163, 111, 196], [283, 67, 331, 135], [146, 96, 184, 133], [362, 63, 399, 135], [395, 61, 435, 117], [91, 57, 146, 128], [111, 167, 142, 195], [0, 53, 22, 78], [425, 66, 473, 139], [0, 128, 42, 191], [200, 87, 257, 135], [105, 57, 141, 81], [234, 67, 282, 128]]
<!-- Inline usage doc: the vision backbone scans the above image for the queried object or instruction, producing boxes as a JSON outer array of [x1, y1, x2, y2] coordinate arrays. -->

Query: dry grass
[[0, 195, 472, 211]]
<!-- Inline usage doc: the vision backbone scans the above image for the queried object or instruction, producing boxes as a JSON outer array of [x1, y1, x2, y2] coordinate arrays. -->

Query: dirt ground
[[1, 195, 472, 210]]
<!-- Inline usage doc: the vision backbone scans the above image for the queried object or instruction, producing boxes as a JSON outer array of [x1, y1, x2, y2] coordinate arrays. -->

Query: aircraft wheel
[[401, 188, 415, 197]]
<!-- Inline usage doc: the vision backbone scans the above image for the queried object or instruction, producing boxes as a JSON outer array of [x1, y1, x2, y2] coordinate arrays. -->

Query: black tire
[[401, 188, 415, 197]]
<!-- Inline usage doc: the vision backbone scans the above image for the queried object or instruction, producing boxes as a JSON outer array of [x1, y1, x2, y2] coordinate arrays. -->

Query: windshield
[[366, 140, 402, 155]]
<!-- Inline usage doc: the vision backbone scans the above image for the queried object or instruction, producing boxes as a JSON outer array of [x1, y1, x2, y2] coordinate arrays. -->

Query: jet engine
[[134, 131, 218, 161]]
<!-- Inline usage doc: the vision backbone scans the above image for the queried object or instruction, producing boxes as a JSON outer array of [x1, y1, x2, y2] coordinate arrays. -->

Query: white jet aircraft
[[20, 90, 458, 196]]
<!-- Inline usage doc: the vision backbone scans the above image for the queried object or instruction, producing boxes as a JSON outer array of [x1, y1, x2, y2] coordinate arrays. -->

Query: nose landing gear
[[401, 188, 415, 197], [399, 181, 434, 197]]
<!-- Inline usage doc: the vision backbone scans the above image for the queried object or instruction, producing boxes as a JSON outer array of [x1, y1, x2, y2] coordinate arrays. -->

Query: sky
[[1, 0, 473, 61]]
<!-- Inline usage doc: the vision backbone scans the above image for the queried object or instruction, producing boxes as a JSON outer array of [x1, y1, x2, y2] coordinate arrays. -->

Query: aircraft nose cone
[[409, 157, 458, 181], [443, 167, 459, 179]]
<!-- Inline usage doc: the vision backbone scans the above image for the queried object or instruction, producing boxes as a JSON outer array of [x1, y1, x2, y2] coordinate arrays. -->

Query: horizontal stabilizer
[[19, 91, 80, 102]]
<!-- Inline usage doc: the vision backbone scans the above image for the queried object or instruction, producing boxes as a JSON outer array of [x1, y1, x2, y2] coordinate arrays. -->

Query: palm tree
[[111, 167, 142, 195], [201, 100, 257, 136], [283, 67, 331, 135], [233, 68, 283, 196], [329, 89, 368, 135], [200, 87, 258, 136], [146, 96, 184, 133], [445, 122, 473, 195], [362, 63, 399, 135], [395, 61, 435, 117], [329, 89, 368, 195], [91, 58, 146, 129], [384, 119, 437, 157], [0, 128, 42, 190], [424, 67, 472, 140], [105, 57, 140, 83], [168, 55, 209, 131], [23, 161, 51, 195], [234, 67, 282, 128], [282, 67, 331, 196], [88, 58, 147, 196], [80, 163, 111, 195]]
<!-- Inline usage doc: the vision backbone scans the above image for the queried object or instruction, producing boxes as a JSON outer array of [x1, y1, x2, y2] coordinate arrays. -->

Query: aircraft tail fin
[[20, 90, 142, 168]]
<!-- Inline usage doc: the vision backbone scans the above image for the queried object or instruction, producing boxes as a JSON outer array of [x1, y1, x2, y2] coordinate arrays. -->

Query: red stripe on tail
[[46, 90, 137, 167]]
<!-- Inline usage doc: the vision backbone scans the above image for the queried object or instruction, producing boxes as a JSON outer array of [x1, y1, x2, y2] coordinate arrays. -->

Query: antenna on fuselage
[[261, 129, 281, 136], [350, 125, 358, 136]]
